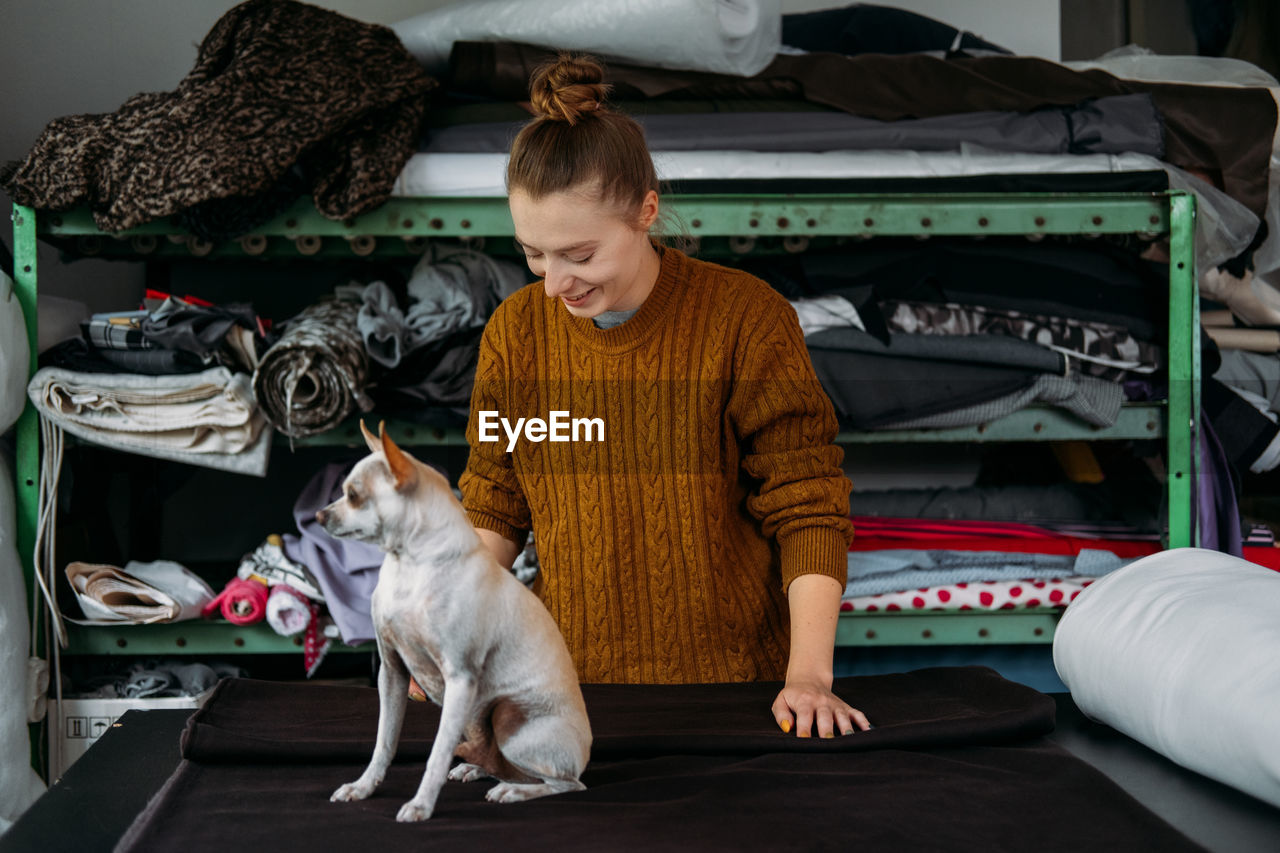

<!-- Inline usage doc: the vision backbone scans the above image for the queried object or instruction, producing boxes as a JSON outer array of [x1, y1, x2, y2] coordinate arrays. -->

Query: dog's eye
[[346, 487, 359, 504]]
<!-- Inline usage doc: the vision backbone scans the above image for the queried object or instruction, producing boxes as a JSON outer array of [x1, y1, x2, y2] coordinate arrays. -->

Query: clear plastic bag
[[392, 0, 781, 78]]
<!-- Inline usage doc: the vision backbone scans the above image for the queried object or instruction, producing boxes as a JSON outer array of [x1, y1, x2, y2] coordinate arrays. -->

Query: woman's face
[[509, 186, 660, 317]]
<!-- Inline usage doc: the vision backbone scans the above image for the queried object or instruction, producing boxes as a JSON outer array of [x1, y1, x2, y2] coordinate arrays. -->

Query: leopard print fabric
[[1, 0, 436, 235]]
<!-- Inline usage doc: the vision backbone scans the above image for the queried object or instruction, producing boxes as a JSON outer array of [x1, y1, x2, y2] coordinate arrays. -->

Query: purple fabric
[[1198, 415, 1243, 557], [281, 461, 383, 645]]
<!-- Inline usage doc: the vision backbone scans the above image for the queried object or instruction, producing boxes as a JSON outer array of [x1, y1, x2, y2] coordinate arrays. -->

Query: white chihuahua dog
[[318, 421, 591, 822]]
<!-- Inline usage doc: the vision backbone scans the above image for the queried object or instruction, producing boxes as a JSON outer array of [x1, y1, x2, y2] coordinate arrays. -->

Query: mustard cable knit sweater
[[459, 246, 853, 684]]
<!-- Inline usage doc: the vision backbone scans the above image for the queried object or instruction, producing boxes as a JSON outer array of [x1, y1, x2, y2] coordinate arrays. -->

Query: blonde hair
[[506, 53, 659, 222]]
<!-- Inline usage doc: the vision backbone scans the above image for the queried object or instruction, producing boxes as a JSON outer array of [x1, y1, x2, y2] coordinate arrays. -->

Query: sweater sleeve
[[727, 299, 854, 593], [458, 308, 532, 548]]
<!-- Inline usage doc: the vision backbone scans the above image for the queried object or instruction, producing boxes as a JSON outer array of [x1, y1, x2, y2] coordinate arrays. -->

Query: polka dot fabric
[[841, 577, 1094, 612]]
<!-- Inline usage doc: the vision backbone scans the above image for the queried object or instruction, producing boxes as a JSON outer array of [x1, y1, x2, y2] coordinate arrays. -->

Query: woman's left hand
[[772, 678, 871, 737]]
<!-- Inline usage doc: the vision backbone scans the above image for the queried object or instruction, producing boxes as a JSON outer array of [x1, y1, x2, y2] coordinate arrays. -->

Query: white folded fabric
[[65, 560, 216, 625], [1054, 548, 1280, 808], [393, 0, 780, 77], [27, 366, 270, 476]]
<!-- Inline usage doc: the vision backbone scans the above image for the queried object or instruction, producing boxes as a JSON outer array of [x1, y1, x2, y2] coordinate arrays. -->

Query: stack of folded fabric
[[840, 516, 1160, 613], [77, 289, 268, 376], [28, 366, 270, 476]]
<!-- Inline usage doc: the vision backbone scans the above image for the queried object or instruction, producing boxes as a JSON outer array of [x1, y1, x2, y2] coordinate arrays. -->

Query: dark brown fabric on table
[[1, 0, 435, 235], [450, 41, 1274, 219], [117, 668, 1205, 852]]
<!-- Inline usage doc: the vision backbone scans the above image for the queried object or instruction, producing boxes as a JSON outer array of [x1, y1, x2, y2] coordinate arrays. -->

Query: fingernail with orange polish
[[780, 719, 791, 733]]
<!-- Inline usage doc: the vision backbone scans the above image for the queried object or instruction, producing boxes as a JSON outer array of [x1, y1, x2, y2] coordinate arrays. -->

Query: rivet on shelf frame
[[782, 235, 810, 254], [130, 235, 159, 254]]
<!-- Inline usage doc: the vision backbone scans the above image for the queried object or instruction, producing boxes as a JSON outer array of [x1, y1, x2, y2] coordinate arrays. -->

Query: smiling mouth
[[562, 288, 595, 306]]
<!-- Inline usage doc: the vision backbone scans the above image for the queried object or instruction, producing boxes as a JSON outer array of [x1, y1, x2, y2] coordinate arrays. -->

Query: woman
[[456, 54, 867, 738]]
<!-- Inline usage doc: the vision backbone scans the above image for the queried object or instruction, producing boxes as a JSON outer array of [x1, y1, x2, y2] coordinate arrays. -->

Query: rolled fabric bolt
[[252, 296, 371, 438], [202, 576, 269, 625], [266, 584, 313, 636], [264, 584, 331, 676]]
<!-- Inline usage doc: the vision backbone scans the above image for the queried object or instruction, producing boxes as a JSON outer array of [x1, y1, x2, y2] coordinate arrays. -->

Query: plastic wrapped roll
[[252, 297, 372, 439], [1053, 548, 1280, 808], [392, 0, 781, 77]]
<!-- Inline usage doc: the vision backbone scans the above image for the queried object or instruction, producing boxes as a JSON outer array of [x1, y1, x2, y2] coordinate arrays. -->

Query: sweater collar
[[563, 243, 683, 353]]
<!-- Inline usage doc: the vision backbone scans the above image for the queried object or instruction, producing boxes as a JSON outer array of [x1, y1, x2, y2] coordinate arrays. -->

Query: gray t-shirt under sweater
[[592, 308, 639, 329]]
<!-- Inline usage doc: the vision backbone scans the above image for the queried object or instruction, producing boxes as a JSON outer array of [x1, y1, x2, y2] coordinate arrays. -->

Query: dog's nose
[[315, 508, 328, 525]]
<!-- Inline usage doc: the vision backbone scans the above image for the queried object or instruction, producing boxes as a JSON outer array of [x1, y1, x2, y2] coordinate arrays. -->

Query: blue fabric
[[845, 548, 1127, 598]]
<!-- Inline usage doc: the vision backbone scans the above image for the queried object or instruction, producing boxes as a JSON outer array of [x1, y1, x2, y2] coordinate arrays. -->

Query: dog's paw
[[448, 762, 490, 783], [396, 799, 434, 822], [486, 782, 536, 803], [331, 780, 375, 802]]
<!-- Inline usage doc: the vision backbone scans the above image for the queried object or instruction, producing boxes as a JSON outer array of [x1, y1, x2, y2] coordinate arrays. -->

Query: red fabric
[[851, 516, 1065, 540], [1243, 546, 1280, 572], [851, 535, 1160, 559], [202, 577, 269, 625], [849, 517, 1160, 558]]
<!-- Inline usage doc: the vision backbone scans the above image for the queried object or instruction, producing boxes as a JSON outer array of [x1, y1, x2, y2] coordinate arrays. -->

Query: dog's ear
[[379, 421, 416, 492], [360, 419, 381, 454]]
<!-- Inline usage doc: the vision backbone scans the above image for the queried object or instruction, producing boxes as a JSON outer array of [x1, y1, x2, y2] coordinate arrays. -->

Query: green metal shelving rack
[[11, 190, 1199, 657]]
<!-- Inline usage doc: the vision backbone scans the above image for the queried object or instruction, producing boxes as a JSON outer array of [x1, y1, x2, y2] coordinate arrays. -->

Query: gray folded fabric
[[1215, 348, 1280, 413], [881, 372, 1123, 429], [424, 94, 1164, 158], [73, 660, 246, 699], [343, 244, 526, 369], [807, 328, 1068, 374]]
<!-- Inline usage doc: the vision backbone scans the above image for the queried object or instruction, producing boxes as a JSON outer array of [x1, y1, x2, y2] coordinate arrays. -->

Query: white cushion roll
[[1053, 547, 1280, 807]]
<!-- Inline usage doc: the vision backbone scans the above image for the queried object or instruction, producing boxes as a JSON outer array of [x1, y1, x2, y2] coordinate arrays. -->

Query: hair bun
[[529, 53, 611, 126]]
